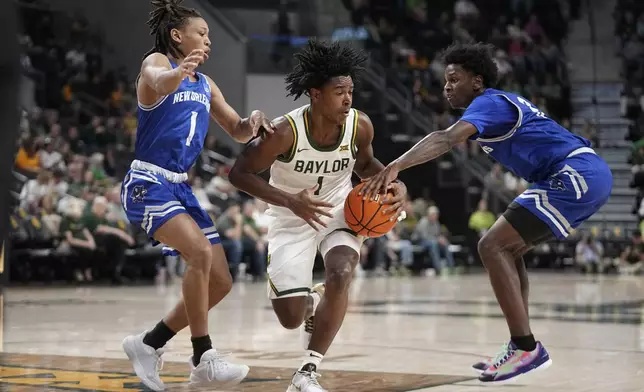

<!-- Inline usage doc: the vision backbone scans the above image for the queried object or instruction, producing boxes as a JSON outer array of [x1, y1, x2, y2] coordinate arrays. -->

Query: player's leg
[[471, 217, 540, 373], [288, 231, 361, 392], [129, 186, 248, 386], [268, 226, 319, 329], [475, 211, 552, 383]]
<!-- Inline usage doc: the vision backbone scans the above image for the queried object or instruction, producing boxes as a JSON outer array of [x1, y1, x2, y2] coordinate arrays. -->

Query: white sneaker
[[122, 331, 165, 391], [301, 283, 325, 349], [188, 348, 249, 386], [286, 369, 327, 392]]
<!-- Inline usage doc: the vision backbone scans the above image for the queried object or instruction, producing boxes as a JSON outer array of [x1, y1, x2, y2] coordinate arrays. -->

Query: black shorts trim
[[503, 201, 555, 246]]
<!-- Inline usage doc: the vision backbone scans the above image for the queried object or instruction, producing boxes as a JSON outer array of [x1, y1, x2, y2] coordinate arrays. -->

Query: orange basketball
[[344, 182, 397, 238]]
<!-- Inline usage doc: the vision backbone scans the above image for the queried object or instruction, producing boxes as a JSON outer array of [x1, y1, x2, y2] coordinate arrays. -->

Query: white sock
[[310, 291, 322, 314], [299, 350, 323, 371]]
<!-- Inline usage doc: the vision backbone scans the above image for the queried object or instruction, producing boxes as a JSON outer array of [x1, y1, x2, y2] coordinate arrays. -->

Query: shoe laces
[[304, 316, 315, 334], [299, 370, 322, 388], [492, 345, 515, 368], [490, 342, 509, 364], [203, 351, 233, 379]]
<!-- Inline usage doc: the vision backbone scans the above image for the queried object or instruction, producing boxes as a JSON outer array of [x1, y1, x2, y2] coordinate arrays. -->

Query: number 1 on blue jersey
[[186, 111, 198, 146]]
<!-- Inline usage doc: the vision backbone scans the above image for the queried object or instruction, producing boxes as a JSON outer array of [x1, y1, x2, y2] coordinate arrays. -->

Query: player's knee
[[184, 241, 213, 274], [325, 258, 356, 290], [477, 234, 500, 261], [272, 299, 306, 329], [276, 313, 303, 330]]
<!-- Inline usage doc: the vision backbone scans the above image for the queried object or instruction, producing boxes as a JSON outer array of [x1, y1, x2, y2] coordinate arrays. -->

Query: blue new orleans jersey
[[459, 88, 612, 239], [460, 88, 591, 183], [135, 61, 211, 174], [120, 61, 220, 254]]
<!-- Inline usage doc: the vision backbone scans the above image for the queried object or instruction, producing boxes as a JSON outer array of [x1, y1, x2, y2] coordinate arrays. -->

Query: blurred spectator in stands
[[414, 206, 454, 274], [469, 199, 496, 237], [15, 137, 41, 175], [241, 199, 267, 281], [468, 198, 496, 264], [385, 225, 414, 271], [40, 137, 66, 171], [524, 13, 545, 42], [59, 199, 96, 282], [19, 170, 52, 211], [206, 165, 239, 204], [40, 193, 61, 236], [51, 169, 69, 200], [484, 163, 504, 192], [575, 233, 605, 274], [218, 203, 244, 280], [619, 230, 644, 274], [87, 196, 134, 284], [66, 126, 85, 154]]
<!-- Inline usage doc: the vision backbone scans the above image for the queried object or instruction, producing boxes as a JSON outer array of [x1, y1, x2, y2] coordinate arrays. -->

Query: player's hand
[[287, 185, 334, 231], [249, 110, 276, 139], [179, 49, 208, 76], [381, 181, 407, 222], [359, 161, 400, 201]]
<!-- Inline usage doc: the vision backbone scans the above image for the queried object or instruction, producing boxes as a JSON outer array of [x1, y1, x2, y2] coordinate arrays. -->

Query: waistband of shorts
[[566, 147, 596, 158], [130, 160, 188, 183]]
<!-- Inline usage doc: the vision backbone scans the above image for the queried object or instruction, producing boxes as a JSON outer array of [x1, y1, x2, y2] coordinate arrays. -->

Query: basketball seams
[[344, 183, 396, 237]]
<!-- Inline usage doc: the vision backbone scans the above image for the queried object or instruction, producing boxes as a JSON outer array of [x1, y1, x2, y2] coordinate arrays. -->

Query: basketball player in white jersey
[[229, 40, 407, 391]]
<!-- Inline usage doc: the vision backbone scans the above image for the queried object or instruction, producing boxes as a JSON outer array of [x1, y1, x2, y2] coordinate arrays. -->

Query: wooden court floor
[[0, 273, 643, 391]]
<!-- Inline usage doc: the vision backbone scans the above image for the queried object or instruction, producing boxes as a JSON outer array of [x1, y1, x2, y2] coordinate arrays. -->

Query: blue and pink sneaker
[[472, 342, 509, 372], [478, 341, 552, 383]]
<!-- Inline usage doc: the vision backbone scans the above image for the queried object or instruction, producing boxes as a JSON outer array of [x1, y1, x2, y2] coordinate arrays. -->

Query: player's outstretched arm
[[360, 120, 477, 200], [140, 53, 190, 97], [205, 76, 275, 143], [228, 117, 333, 230]]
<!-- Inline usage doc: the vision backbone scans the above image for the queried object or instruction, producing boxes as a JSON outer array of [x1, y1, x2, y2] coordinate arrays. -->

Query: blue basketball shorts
[[514, 151, 613, 239], [120, 169, 220, 256]]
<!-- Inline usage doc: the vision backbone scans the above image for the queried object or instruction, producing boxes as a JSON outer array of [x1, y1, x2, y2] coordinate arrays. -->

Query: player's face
[[172, 17, 211, 59], [443, 64, 481, 109], [313, 76, 353, 125]]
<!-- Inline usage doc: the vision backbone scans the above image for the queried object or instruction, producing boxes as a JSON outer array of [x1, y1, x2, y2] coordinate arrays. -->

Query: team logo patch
[[131, 185, 148, 203], [339, 144, 350, 152], [549, 177, 567, 191]]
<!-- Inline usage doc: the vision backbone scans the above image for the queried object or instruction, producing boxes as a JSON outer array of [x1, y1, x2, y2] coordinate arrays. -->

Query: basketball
[[344, 182, 397, 237]]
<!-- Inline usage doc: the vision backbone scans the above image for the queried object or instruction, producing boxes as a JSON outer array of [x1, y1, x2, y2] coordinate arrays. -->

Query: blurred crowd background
[[9, 0, 643, 287]]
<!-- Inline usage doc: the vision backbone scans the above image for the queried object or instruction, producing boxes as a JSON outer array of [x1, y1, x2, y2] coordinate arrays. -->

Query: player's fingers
[[305, 219, 320, 231], [359, 178, 376, 197], [365, 179, 382, 200], [310, 214, 328, 229], [311, 199, 334, 208], [382, 201, 402, 215], [389, 206, 405, 222], [312, 207, 334, 218]]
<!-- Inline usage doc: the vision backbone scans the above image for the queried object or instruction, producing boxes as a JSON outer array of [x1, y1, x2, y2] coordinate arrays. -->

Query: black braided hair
[[285, 39, 367, 100], [143, 0, 202, 60], [441, 42, 499, 88]]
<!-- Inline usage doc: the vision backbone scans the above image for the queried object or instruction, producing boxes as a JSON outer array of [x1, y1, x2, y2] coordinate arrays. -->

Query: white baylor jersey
[[267, 104, 359, 217]]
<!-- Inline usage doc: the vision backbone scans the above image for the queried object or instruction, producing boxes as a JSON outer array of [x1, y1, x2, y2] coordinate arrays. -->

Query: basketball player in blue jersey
[[362, 42, 613, 383], [120, 0, 274, 390]]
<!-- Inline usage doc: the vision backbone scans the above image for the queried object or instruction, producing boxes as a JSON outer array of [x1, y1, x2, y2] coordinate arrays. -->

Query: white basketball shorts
[[265, 204, 364, 299]]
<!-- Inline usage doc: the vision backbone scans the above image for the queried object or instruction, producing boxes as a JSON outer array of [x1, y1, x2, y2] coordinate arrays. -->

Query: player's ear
[[170, 28, 182, 44], [310, 88, 321, 101], [472, 75, 483, 92]]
